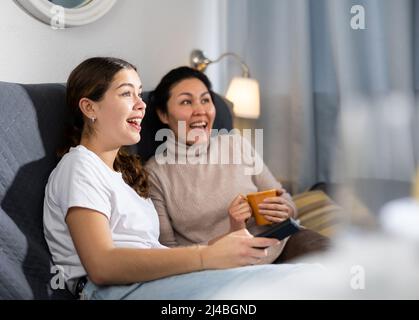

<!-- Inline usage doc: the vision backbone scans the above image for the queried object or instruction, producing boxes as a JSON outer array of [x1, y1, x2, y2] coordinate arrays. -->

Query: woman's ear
[[79, 98, 96, 119], [156, 109, 169, 125]]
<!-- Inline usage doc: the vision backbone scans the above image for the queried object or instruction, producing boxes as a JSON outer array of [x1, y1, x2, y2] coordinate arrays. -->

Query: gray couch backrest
[[0, 81, 233, 299], [0, 82, 73, 299]]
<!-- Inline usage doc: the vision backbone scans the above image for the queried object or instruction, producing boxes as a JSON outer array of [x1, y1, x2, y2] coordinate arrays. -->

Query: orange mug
[[246, 189, 278, 225]]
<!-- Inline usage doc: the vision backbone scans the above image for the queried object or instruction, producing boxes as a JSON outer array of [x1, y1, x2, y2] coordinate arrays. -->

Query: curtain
[[224, 0, 419, 209]]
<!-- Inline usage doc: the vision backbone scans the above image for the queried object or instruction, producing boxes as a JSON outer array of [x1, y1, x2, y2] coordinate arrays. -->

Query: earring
[[91, 117, 96, 123]]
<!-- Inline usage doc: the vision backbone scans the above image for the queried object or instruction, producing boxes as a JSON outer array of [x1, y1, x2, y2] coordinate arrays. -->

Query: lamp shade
[[226, 77, 260, 119]]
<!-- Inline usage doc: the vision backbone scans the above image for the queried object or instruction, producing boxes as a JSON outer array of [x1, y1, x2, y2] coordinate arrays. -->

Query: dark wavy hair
[[148, 66, 214, 115], [60, 57, 149, 198]]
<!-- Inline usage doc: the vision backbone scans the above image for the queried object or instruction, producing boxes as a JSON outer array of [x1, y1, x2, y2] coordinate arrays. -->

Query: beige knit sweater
[[146, 134, 296, 247]]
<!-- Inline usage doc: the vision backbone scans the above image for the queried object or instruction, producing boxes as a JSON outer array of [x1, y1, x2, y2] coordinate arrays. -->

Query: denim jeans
[[80, 263, 323, 300]]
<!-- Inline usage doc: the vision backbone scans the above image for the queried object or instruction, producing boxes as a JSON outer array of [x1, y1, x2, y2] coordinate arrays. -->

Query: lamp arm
[[211, 52, 250, 78]]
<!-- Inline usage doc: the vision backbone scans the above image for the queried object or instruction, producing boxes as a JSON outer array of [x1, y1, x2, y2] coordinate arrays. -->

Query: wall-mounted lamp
[[190, 49, 260, 119]]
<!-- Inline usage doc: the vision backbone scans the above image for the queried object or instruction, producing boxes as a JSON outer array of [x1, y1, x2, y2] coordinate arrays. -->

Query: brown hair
[[61, 57, 149, 198]]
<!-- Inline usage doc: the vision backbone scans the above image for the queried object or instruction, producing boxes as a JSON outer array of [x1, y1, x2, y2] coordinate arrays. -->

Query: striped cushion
[[292, 190, 343, 237]]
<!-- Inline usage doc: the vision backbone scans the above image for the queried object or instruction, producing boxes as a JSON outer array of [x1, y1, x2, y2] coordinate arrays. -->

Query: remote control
[[256, 218, 301, 241]]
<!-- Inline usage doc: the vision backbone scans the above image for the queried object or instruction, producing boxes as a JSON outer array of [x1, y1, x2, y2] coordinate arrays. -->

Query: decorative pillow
[[292, 190, 343, 237]]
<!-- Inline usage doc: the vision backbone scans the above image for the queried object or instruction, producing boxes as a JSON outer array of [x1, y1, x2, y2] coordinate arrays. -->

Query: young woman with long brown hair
[[43, 57, 318, 300]]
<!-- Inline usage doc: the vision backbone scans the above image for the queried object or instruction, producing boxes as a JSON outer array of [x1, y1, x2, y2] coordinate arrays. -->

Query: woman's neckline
[[75, 145, 123, 177]]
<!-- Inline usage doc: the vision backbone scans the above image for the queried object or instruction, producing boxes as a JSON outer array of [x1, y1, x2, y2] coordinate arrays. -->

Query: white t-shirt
[[43, 145, 166, 292]]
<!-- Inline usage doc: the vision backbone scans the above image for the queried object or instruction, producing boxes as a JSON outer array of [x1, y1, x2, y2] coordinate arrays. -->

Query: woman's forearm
[[91, 246, 203, 285]]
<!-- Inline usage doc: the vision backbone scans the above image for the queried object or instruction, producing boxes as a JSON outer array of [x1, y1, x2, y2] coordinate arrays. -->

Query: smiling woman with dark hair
[[146, 66, 331, 264]]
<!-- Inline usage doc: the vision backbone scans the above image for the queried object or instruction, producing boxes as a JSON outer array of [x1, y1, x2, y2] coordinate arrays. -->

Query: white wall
[[0, 0, 227, 91]]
